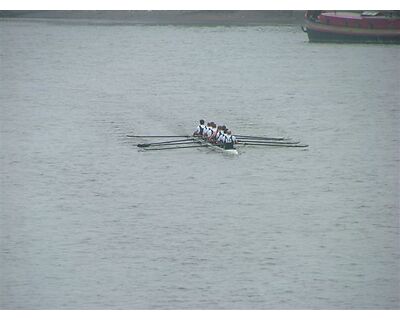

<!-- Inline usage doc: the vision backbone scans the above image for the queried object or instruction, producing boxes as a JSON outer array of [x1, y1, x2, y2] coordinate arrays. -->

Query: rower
[[205, 122, 215, 139], [217, 128, 227, 146], [203, 122, 211, 138], [211, 125, 222, 142], [207, 123, 217, 142], [193, 119, 205, 136], [223, 130, 237, 150]]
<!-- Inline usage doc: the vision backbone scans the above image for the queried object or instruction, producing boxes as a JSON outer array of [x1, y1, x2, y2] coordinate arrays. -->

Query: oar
[[237, 139, 300, 145], [127, 135, 190, 138], [138, 141, 198, 148], [140, 145, 208, 151], [137, 138, 195, 147], [240, 142, 308, 147], [236, 135, 290, 141]]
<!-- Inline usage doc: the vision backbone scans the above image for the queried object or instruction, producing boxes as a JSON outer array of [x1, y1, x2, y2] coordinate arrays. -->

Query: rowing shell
[[192, 136, 239, 155]]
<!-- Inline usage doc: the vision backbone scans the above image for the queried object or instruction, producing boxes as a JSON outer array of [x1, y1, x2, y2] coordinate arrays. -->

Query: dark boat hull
[[306, 27, 400, 44]]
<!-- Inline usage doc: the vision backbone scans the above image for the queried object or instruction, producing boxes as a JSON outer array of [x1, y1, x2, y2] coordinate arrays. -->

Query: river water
[[1, 19, 399, 309]]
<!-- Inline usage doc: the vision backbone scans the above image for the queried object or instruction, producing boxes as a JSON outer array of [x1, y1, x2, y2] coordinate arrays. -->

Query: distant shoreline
[[0, 10, 305, 25]]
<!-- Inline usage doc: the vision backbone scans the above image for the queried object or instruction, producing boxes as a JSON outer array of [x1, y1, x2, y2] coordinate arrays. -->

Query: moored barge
[[302, 11, 400, 44]]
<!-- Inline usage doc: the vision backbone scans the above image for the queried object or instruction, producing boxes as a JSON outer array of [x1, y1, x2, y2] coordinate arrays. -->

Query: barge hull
[[307, 28, 400, 44]]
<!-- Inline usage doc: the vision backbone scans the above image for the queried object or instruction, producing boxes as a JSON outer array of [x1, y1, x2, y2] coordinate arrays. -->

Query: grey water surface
[[1, 19, 399, 309]]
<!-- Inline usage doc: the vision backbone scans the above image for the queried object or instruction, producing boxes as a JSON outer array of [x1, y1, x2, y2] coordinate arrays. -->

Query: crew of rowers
[[193, 119, 237, 149]]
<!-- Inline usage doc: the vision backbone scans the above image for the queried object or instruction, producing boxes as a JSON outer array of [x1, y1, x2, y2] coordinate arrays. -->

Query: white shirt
[[194, 124, 205, 135], [225, 134, 232, 143], [207, 128, 215, 138], [217, 133, 226, 143], [224, 134, 237, 144], [202, 126, 209, 137]]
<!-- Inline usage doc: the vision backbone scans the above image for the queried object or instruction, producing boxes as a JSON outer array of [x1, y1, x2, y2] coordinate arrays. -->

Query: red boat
[[302, 11, 400, 44]]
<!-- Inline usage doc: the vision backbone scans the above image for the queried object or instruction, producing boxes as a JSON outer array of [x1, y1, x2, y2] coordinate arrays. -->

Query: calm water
[[1, 19, 399, 309]]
